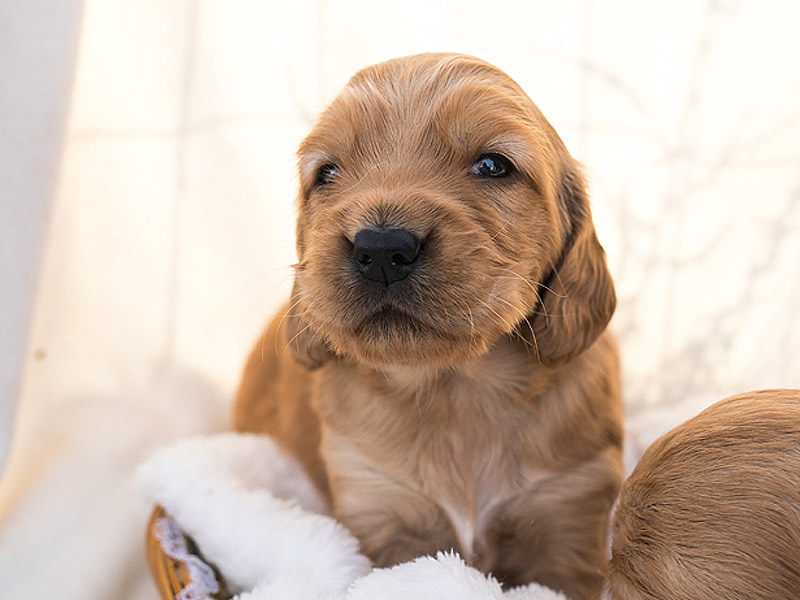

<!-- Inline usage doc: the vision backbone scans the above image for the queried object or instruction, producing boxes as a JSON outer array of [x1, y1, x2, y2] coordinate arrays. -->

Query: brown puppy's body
[[235, 53, 623, 600], [610, 389, 800, 600]]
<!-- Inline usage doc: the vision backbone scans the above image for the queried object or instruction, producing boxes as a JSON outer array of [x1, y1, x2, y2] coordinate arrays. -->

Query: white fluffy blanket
[[138, 433, 569, 600], [137, 393, 714, 600]]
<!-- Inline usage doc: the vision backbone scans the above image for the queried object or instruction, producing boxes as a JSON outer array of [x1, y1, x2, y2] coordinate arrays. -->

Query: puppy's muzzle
[[352, 228, 422, 287]]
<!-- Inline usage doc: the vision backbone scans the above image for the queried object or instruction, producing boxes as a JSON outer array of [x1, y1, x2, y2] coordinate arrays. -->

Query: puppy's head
[[285, 53, 615, 369]]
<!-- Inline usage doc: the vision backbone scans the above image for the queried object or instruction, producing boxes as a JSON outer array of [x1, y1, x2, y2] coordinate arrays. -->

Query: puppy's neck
[[377, 363, 443, 392], [369, 335, 542, 401]]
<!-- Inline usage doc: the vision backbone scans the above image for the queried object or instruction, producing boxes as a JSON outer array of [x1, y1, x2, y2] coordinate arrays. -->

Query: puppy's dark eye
[[470, 153, 514, 178], [315, 163, 341, 187]]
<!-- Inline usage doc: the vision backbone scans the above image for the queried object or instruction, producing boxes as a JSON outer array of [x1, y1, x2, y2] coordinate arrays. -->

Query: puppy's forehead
[[299, 54, 558, 182]]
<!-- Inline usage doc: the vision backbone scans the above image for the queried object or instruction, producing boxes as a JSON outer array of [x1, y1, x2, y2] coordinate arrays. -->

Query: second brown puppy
[[610, 389, 800, 600], [234, 53, 623, 600]]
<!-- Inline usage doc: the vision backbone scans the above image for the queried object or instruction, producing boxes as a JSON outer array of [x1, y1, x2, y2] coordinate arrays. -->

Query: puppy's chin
[[317, 303, 496, 369], [350, 307, 488, 368]]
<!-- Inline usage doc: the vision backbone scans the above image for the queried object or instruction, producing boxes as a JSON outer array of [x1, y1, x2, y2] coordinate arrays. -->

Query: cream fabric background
[[1, 1, 799, 598]]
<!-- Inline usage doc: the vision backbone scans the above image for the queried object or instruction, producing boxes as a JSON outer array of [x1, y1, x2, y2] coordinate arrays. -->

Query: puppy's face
[[287, 53, 613, 369]]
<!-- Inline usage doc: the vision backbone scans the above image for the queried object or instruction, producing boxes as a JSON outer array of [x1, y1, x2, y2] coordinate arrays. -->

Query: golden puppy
[[609, 389, 800, 599], [235, 53, 622, 599]]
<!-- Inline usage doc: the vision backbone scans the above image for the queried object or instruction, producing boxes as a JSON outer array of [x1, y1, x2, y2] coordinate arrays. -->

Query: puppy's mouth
[[354, 305, 429, 339]]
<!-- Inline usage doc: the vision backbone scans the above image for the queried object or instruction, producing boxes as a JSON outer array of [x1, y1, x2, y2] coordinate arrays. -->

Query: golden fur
[[610, 389, 800, 600], [234, 53, 623, 600]]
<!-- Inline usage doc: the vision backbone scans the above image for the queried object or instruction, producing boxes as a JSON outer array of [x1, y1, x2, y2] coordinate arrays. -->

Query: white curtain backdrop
[[1, 1, 799, 598]]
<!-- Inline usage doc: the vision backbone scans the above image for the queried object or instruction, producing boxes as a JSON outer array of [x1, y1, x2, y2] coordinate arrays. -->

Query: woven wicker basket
[[145, 505, 230, 600]]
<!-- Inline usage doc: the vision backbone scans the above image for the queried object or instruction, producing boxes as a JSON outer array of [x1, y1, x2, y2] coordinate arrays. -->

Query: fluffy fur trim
[[138, 433, 569, 599]]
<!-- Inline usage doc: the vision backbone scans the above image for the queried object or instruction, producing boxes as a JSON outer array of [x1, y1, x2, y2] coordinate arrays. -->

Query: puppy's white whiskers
[[491, 295, 540, 358], [284, 321, 316, 352], [273, 296, 308, 357], [539, 267, 569, 300], [479, 299, 517, 336]]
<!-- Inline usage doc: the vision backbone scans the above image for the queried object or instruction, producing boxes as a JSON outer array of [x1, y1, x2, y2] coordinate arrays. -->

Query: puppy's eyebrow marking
[[482, 136, 533, 165], [300, 150, 338, 184]]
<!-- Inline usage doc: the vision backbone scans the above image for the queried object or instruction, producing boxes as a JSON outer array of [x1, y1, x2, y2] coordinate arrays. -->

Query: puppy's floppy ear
[[522, 160, 616, 364], [284, 279, 332, 370]]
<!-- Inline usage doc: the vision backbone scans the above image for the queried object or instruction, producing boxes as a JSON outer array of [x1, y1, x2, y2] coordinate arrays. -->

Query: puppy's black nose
[[352, 228, 421, 286]]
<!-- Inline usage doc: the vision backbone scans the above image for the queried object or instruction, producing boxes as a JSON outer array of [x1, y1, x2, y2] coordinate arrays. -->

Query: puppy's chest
[[411, 380, 538, 524], [329, 367, 545, 552], [438, 392, 550, 561]]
